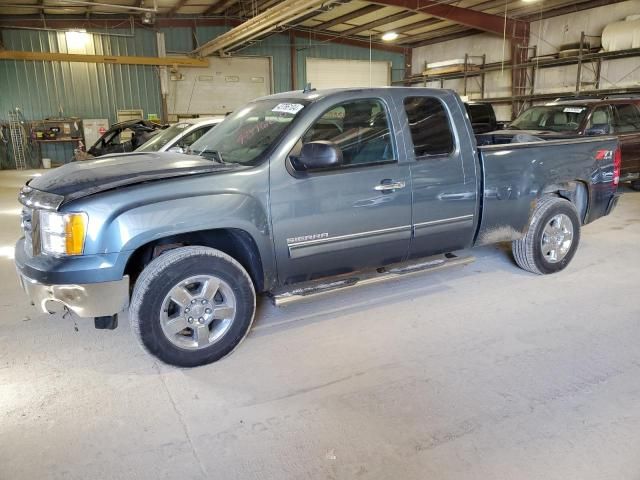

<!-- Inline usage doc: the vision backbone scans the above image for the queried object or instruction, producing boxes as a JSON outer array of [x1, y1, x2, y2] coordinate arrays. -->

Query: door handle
[[374, 180, 406, 192]]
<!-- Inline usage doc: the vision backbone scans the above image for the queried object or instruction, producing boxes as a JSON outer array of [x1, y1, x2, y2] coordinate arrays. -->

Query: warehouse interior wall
[[0, 27, 163, 168], [0, 25, 403, 168], [411, 0, 640, 120]]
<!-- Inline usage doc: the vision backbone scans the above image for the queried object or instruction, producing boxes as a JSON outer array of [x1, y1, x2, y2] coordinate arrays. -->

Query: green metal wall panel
[[0, 28, 162, 168], [0, 25, 403, 169]]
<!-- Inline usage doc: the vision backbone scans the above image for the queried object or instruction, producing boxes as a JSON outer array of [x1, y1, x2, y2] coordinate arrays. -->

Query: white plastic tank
[[602, 15, 640, 52]]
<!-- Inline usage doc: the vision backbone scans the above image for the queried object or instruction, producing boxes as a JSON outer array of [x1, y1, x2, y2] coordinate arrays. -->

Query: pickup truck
[[15, 88, 621, 367], [478, 97, 640, 189]]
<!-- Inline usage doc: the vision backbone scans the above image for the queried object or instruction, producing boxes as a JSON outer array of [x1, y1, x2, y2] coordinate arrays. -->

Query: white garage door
[[305, 58, 391, 89], [168, 56, 272, 117]]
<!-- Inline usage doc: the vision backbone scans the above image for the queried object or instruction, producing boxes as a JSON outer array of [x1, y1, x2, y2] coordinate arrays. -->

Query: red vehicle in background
[[478, 96, 640, 190]]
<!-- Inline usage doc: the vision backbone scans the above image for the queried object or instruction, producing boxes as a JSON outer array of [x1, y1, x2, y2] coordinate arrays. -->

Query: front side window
[[301, 98, 394, 167], [612, 104, 640, 133], [190, 99, 308, 165], [404, 97, 454, 157]]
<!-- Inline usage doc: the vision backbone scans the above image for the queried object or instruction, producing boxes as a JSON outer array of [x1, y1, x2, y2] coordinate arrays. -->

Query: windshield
[[137, 122, 191, 152], [511, 105, 589, 132], [189, 99, 308, 164]]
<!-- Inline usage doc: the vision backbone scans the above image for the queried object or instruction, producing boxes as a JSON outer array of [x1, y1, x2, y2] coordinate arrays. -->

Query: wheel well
[[541, 181, 589, 224], [124, 229, 265, 292]]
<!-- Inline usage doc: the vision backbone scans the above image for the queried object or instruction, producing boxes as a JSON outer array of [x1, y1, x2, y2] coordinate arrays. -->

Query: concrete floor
[[1, 170, 639, 480]]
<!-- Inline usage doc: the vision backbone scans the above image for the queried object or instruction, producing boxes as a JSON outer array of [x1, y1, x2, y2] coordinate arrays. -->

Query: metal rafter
[[195, 0, 341, 55], [340, 11, 415, 37], [313, 4, 383, 30], [366, 0, 528, 39], [203, 0, 238, 15], [167, 0, 189, 16]]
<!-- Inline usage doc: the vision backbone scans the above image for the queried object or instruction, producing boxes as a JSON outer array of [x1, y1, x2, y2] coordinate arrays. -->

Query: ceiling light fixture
[[382, 31, 399, 41]]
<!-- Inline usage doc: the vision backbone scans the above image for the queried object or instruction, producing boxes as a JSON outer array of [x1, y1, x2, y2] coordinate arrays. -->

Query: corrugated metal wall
[[0, 27, 162, 168], [1, 24, 403, 168], [162, 27, 404, 94]]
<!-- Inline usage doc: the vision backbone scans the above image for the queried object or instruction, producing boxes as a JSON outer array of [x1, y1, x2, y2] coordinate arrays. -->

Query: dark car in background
[[74, 119, 166, 160], [478, 97, 640, 189], [464, 101, 499, 134]]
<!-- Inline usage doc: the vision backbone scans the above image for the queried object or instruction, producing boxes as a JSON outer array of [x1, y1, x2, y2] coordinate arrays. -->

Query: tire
[[129, 246, 256, 367], [512, 196, 581, 275], [630, 180, 640, 191]]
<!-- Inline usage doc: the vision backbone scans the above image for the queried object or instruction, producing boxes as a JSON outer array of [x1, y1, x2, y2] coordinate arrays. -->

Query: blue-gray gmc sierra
[[15, 88, 621, 367]]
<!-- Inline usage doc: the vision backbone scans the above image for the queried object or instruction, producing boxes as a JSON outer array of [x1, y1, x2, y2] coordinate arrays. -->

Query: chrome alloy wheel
[[160, 275, 237, 350], [540, 213, 574, 263]]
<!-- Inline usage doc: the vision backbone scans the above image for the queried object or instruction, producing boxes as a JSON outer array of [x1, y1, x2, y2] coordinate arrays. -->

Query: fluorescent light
[[382, 31, 399, 41]]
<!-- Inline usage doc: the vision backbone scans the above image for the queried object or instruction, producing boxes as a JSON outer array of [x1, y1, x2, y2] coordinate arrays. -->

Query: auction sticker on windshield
[[272, 103, 304, 115], [563, 107, 585, 114]]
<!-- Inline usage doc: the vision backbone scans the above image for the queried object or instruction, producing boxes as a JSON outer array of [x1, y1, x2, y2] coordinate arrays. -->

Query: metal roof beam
[[203, 0, 238, 16], [341, 11, 415, 37], [367, 0, 528, 39], [313, 4, 383, 30], [167, 0, 188, 16]]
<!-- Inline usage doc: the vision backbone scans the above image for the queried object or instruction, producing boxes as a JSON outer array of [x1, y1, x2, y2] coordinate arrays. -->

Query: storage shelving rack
[[397, 33, 640, 118]]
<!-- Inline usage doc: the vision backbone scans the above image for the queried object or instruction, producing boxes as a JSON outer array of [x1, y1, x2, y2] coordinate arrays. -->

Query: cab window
[[301, 98, 395, 167], [403, 97, 454, 157]]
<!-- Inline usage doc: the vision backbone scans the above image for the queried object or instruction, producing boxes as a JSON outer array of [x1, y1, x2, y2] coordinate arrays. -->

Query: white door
[[305, 58, 390, 89], [168, 56, 272, 117]]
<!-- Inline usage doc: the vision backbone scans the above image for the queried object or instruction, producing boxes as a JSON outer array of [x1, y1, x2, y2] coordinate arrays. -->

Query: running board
[[270, 252, 475, 306]]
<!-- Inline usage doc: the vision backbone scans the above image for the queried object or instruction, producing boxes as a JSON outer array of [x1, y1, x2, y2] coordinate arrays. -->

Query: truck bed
[[475, 136, 619, 245]]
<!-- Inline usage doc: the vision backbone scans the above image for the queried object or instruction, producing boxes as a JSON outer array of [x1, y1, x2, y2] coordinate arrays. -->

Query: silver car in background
[[136, 116, 224, 154]]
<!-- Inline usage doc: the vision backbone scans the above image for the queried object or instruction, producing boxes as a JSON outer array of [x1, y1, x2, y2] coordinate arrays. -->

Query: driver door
[[270, 97, 412, 285]]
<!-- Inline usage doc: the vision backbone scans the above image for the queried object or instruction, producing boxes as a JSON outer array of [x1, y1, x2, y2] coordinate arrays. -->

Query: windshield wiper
[[195, 149, 226, 164]]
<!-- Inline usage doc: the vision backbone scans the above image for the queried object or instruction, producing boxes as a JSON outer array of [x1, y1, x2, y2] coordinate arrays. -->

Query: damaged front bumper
[[17, 269, 129, 318]]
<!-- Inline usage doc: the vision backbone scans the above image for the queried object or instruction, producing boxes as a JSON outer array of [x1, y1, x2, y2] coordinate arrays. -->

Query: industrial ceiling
[[0, 0, 624, 50]]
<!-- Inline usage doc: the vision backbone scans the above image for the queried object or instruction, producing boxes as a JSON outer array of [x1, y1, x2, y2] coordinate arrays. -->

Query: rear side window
[[403, 97, 454, 157], [612, 104, 640, 132]]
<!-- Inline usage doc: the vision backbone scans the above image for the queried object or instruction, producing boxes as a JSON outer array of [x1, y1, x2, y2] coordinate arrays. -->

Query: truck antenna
[[303, 83, 316, 93]]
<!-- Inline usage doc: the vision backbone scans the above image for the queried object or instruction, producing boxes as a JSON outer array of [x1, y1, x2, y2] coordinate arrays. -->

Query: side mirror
[[585, 124, 610, 136], [167, 146, 185, 154], [296, 141, 343, 170]]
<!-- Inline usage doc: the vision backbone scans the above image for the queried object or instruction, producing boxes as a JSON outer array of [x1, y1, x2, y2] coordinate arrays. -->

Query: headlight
[[39, 211, 88, 256]]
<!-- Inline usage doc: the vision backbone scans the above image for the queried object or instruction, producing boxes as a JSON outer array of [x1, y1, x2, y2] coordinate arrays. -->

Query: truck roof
[[257, 87, 454, 103], [547, 98, 640, 107]]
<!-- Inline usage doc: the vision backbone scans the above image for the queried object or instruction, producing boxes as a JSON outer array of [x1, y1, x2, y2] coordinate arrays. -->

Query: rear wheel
[[130, 246, 256, 367], [512, 196, 581, 275]]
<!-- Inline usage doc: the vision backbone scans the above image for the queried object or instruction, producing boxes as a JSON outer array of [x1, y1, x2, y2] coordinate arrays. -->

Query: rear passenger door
[[611, 103, 640, 178], [402, 96, 479, 259]]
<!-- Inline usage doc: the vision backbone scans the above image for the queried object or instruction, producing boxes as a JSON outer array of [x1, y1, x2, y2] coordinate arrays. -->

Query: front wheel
[[129, 246, 256, 367], [512, 196, 581, 275]]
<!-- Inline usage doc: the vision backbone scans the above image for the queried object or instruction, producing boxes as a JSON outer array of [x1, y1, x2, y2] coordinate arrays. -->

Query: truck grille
[[18, 185, 63, 257], [20, 207, 40, 257]]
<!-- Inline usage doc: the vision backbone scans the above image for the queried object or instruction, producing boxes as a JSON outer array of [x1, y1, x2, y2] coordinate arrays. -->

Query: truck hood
[[27, 152, 240, 203]]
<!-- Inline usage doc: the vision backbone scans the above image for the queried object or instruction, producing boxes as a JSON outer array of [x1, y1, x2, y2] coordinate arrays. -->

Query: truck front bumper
[[17, 270, 129, 319]]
